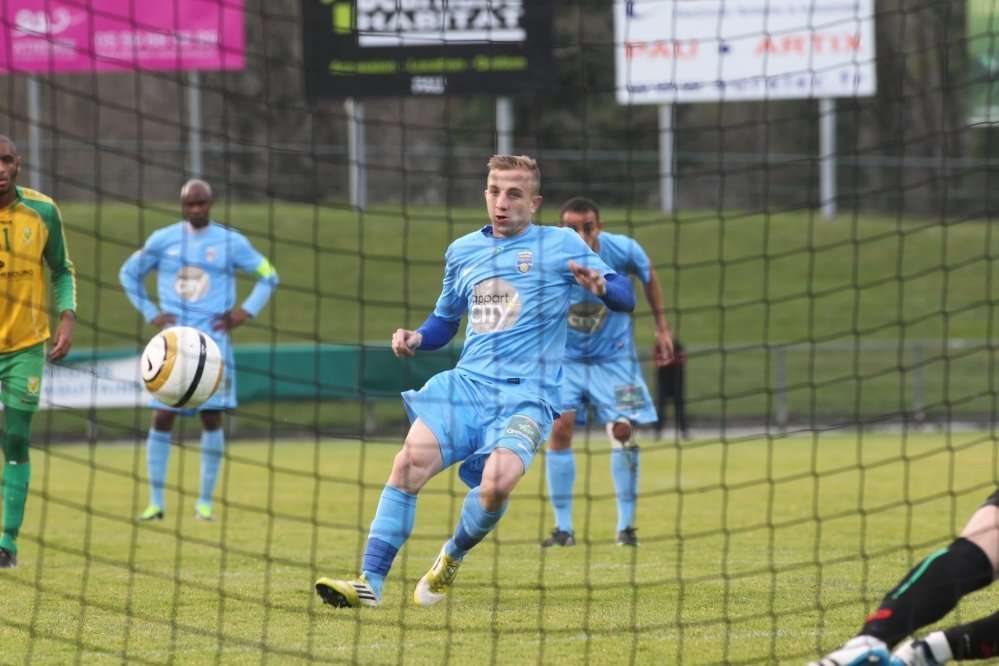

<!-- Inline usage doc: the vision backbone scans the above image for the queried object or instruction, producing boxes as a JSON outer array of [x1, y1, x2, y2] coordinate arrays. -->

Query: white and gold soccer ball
[[140, 326, 224, 408]]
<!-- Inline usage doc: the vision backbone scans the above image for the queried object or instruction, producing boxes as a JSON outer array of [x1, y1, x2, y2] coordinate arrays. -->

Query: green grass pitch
[[2, 430, 996, 664]]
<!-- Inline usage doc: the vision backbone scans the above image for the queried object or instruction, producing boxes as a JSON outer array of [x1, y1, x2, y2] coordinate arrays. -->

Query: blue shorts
[[402, 369, 557, 489], [560, 356, 658, 426], [150, 328, 236, 415]]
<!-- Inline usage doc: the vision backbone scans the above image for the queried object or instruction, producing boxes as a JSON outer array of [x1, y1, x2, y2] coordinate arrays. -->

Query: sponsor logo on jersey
[[470, 277, 521, 333], [175, 265, 210, 302], [0, 269, 33, 280], [614, 384, 646, 411], [567, 302, 608, 333], [503, 414, 542, 452], [516, 250, 533, 273]]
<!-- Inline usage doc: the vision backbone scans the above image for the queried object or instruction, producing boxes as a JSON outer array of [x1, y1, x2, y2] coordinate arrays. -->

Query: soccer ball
[[140, 326, 224, 408]]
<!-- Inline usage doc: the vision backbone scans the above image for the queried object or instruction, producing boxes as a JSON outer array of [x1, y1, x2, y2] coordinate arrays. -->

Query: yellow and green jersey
[[0, 186, 77, 352]]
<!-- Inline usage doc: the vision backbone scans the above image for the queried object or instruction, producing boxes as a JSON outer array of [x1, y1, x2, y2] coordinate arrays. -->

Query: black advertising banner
[[302, 1, 554, 98]]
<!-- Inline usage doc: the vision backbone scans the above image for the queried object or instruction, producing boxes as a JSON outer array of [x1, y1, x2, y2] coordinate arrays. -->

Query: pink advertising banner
[[0, 0, 245, 74]]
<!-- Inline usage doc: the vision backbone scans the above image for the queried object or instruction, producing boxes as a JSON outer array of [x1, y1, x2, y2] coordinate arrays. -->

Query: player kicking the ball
[[314, 155, 635, 608], [542, 197, 673, 549], [808, 490, 999, 665]]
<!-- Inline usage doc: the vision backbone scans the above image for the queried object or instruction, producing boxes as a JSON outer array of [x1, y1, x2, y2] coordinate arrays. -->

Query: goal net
[[0, 1, 994, 663]]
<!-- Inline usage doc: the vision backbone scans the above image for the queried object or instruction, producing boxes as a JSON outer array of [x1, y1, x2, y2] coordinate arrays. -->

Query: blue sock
[[199, 429, 224, 507], [611, 447, 639, 532], [362, 485, 417, 600], [146, 429, 172, 509], [444, 486, 507, 560], [546, 449, 575, 532]]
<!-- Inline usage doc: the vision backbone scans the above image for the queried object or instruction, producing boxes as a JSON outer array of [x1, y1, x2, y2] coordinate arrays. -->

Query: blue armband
[[601, 273, 635, 312], [416, 314, 460, 350]]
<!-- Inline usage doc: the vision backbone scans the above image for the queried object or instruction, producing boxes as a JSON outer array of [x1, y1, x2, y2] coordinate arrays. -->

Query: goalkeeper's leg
[[811, 497, 999, 664], [863, 501, 997, 646], [891, 611, 999, 664]]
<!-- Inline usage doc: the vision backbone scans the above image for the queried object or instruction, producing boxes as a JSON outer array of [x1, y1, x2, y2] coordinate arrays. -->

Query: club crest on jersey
[[22, 227, 32, 243], [516, 251, 533, 273], [26, 376, 40, 395], [205, 246, 217, 263]]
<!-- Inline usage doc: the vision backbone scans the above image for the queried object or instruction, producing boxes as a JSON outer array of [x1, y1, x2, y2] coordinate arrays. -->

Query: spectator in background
[[655, 337, 689, 440]]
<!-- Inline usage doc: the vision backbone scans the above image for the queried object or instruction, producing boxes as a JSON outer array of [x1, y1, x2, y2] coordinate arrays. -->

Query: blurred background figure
[[655, 337, 688, 440]]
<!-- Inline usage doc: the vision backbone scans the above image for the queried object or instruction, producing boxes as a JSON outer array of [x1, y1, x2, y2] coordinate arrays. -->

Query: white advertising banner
[[615, 0, 877, 104], [32, 356, 151, 410]]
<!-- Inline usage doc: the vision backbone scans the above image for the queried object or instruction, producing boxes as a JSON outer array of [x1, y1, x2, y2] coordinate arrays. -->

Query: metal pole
[[27, 76, 42, 190], [658, 103, 675, 214], [775, 346, 788, 431], [496, 97, 514, 154], [187, 71, 203, 178], [912, 342, 925, 423], [345, 98, 367, 210], [819, 97, 837, 220]]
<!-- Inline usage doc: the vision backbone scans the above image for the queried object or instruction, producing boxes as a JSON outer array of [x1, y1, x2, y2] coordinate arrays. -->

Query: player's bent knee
[[389, 445, 439, 493], [478, 449, 524, 508], [606, 418, 637, 449], [548, 414, 574, 451]]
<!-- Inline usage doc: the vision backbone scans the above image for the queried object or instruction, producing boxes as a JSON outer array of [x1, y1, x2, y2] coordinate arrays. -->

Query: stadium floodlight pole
[[496, 97, 514, 154], [187, 71, 203, 178], [658, 103, 675, 214], [345, 97, 367, 210], [819, 96, 837, 220], [27, 75, 42, 190]]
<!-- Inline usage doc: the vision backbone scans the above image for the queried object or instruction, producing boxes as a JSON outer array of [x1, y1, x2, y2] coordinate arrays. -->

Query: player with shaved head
[[120, 179, 278, 523]]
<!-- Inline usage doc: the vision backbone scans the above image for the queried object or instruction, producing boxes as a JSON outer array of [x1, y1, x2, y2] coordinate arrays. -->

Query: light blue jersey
[[565, 231, 651, 362], [433, 224, 614, 405], [560, 231, 657, 425], [119, 221, 278, 411], [403, 223, 615, 488]]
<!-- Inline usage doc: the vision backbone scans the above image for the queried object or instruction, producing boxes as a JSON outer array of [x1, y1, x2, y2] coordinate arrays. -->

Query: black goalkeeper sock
[[944, 611, 999, 660], [860, 537, 993, 646]]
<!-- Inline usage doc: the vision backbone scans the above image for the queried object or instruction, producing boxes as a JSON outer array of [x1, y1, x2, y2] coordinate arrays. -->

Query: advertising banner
[[615, 0, 876, 105], [0, 0, 245, 74], [302, 0, 554, 98], [968, 0, 999, 123]]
